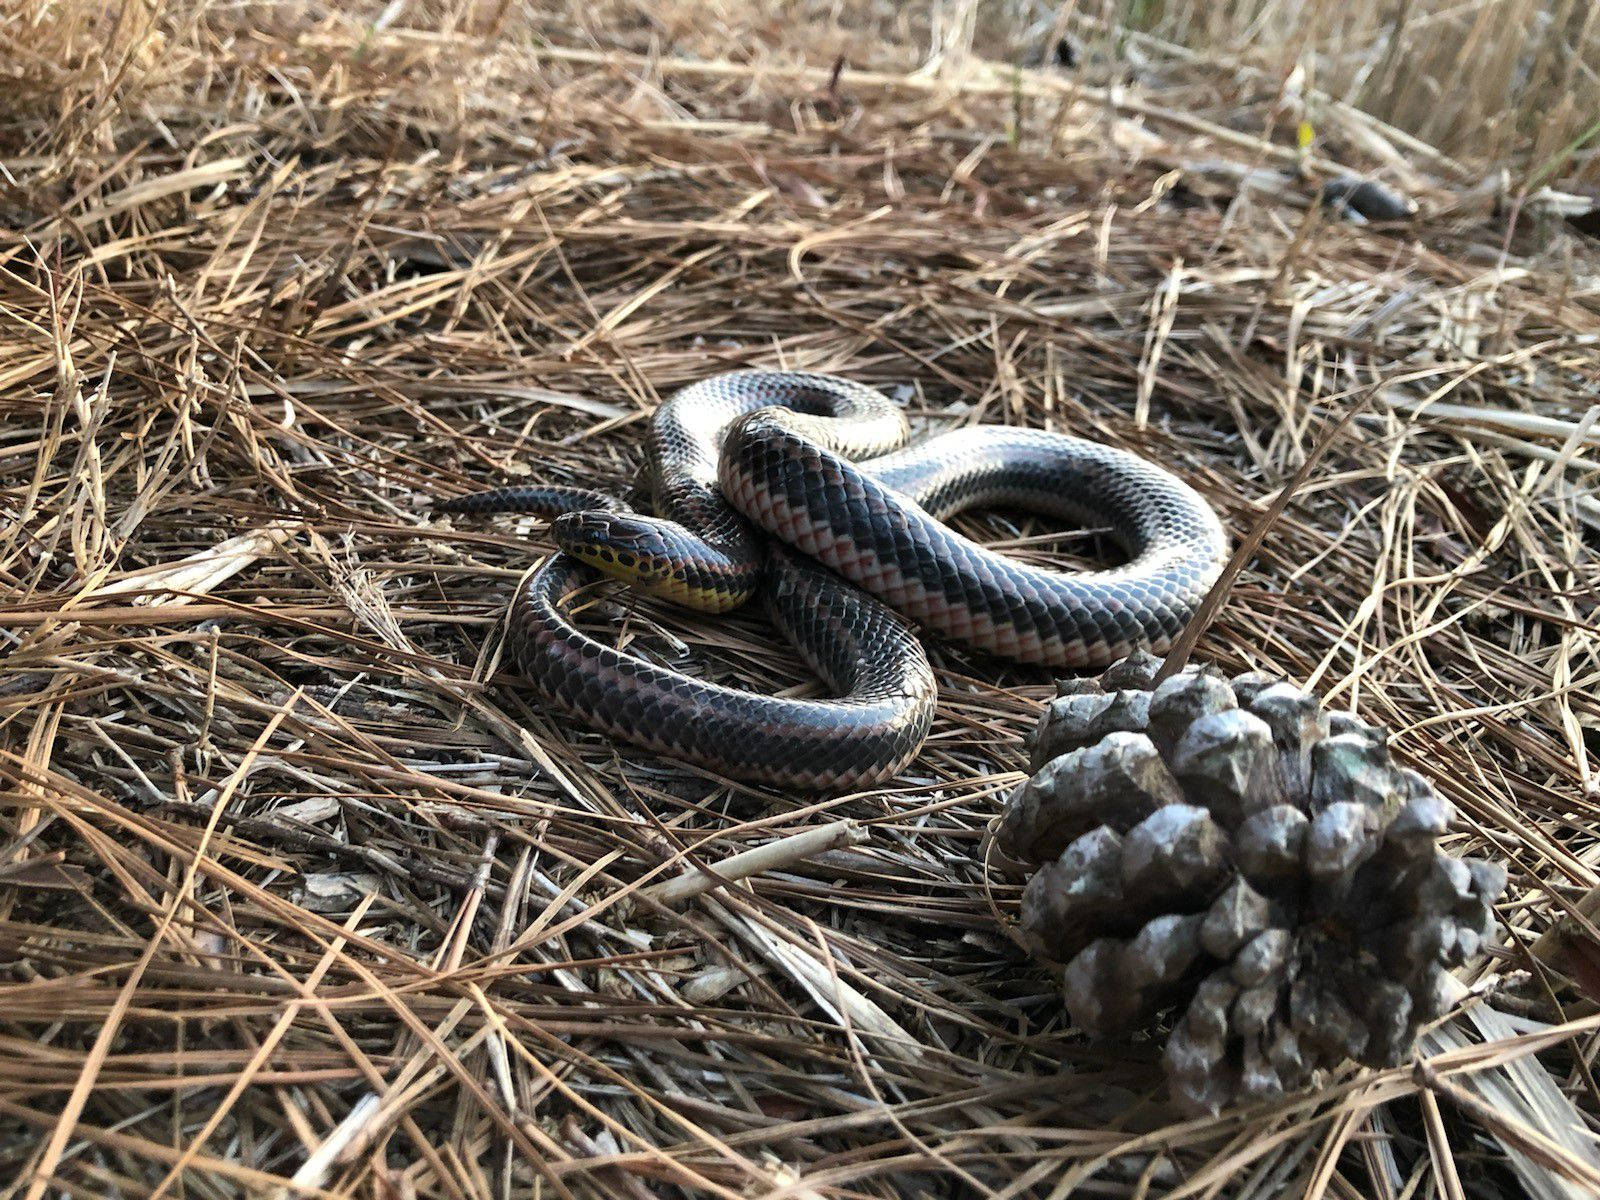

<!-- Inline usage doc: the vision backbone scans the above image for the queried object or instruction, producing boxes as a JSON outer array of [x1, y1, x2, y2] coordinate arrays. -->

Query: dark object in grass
[[1319, 176, 1418, 223], [999, 651, 1505, 1115], [1566, 206, 1600, 240]]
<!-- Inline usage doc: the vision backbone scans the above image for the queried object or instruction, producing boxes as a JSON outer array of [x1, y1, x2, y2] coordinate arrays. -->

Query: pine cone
[[999, 651, 1506, 1114]]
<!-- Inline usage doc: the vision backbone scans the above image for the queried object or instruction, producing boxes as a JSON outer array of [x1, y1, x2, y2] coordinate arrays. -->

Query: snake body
[[441, 370, 1227, 788]]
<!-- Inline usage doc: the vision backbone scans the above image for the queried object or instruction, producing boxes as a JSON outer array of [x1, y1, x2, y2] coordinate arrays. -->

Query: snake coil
[[438, 370, 1228, 788]]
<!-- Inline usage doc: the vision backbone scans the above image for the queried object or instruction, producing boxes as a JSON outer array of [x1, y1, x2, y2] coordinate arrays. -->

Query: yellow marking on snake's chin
[[649, 577, 749, 613], [565, 545, 750, 613]]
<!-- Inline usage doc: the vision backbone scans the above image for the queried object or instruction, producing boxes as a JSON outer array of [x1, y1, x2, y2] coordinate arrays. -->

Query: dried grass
[[3, 2, 1600, 1197], [836, 0, 1600, 181]]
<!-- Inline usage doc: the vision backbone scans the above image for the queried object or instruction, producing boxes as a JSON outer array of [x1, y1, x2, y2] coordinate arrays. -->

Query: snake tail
[[433, 484, 631, 517]]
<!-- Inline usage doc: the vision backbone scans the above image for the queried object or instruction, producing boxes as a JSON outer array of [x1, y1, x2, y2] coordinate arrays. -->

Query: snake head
[[552, 512, 756, 612], [553, 512, 672, 575]]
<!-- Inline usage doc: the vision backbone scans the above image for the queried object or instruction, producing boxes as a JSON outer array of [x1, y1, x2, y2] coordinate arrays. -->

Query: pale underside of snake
[[438, 370, 1229, 789]]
